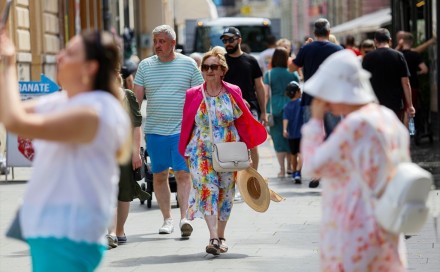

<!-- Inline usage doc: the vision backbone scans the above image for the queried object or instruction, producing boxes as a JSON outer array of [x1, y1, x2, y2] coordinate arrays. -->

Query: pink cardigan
[[178, 81, 267, 157]]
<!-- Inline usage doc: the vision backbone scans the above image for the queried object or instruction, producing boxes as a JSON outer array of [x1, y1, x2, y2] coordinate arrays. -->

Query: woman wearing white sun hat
[[301, 49, 409, 271]]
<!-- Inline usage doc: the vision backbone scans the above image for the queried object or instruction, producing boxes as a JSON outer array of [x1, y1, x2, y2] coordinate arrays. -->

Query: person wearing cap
[[133, 25, 204, 238], [301, 50, 409, 271], [282, 81, 303, 183], [290, 18, 343, 188], [221, 26, 267, 173], [362, 28, 415, 122]]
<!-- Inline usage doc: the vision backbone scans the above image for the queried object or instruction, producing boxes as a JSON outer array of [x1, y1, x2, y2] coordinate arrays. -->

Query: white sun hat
[[304, 49, 378, 105]]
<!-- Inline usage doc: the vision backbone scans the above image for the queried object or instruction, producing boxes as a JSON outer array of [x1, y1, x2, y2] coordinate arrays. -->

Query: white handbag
[[202, 86, 250, 172]]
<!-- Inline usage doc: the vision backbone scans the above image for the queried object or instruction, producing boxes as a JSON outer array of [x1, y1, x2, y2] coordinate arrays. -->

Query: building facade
[[6, 0, 175, 83]]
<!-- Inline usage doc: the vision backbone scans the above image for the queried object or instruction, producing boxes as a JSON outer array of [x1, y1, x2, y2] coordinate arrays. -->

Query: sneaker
[[117, 234, 127, 244], [308, 179, 320, 188], [179, 218, 193, 238], [293, 171, 302, 184], [106, 234, 118, 249], [159, 218, 174, 234], [234, 191, 243, 203]]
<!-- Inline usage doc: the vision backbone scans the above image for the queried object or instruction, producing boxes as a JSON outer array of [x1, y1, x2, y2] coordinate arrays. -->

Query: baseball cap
[[220, 27, 241, 39]]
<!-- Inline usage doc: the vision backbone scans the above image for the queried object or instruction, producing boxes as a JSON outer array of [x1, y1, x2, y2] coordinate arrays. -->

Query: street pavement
[[0, 138, 439, 272]]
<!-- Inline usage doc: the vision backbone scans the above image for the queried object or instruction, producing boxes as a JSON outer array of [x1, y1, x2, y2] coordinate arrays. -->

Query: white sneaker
[[179, 218, 193, 238], [159, 218, 174, 234], [234, 191, 243, 203]]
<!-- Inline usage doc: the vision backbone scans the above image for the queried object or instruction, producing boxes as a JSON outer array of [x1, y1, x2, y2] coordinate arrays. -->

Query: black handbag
[[133, 147, 146, 181]]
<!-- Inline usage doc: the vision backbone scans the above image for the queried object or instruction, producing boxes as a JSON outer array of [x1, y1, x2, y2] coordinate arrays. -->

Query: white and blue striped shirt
[[134, 54, 204, 135]]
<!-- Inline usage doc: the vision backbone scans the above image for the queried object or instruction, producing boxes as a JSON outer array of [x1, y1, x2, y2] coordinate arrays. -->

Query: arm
[[283, 119, 289, 138], [0, 32, 99, 143], [254, 76, 267, 123], [401, 77, 415, 116], [413, 37, 436, 54], [264, 83, 270, 111], [131, 126, 142, 170], [289, 61, 300, 72], [133, 84, 145, 108], [417, 62, 428, 75]]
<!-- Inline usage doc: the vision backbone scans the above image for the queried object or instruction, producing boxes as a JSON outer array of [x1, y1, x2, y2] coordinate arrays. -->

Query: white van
[[185, 17, 280, 56]]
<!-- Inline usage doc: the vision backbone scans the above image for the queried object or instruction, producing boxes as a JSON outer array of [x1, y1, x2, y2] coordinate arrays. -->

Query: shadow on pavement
[[5, 250, 29, 257], [110, 252, 250, 266], [279, 191, 322, 198]]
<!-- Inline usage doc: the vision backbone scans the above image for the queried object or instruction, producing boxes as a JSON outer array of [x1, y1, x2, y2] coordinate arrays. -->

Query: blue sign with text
[[19, 74, 60, 96]]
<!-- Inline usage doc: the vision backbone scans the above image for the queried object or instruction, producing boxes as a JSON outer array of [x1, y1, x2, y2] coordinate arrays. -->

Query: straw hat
[[236, 168, 284, 212], [304, 49, 378, 105]]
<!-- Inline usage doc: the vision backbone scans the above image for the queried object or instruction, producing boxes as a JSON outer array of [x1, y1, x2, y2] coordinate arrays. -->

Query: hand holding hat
[[236, 167, 285, 213]]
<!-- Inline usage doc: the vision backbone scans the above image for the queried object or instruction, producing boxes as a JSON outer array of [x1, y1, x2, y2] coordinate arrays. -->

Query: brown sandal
[[219, 237, 228, 253], [206, 238, 220, 255]]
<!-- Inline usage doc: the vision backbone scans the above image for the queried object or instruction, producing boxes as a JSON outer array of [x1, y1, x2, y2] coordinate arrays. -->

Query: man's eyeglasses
[[201, 64, 221, 71], [221, 37, 238, 44]]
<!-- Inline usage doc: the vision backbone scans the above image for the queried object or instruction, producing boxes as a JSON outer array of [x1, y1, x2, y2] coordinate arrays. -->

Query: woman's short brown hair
[[271, 47, 289, 68]]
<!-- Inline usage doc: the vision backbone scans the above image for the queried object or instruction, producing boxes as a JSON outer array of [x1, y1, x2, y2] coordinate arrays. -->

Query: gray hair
[[314, 18, 331, 37], [152, 25, 176, 40]]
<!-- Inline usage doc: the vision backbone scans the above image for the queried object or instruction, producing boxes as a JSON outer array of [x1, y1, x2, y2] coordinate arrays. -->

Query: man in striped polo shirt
[[134, 25, 204, 238]]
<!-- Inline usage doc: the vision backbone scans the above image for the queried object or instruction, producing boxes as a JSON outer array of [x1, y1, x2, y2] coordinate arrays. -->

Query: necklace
[[206, 86, 223, 97]]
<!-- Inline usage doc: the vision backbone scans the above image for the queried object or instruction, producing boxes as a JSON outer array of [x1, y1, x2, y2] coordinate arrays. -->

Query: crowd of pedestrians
[[1, 14, 436, 271]]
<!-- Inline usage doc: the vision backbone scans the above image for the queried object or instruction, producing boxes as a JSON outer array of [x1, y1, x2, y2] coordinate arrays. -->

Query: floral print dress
[[185, 92, 243, 221], [301, 104, 409, 272]]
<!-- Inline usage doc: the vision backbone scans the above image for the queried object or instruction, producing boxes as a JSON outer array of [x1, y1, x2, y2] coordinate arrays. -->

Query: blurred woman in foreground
[[0, 30, 130, 271], [301, 50, 409, 271]]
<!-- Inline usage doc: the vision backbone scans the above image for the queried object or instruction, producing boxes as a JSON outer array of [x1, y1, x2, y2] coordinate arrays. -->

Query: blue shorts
[[28, 237, 105, 272], [145, 133, 189, 173]]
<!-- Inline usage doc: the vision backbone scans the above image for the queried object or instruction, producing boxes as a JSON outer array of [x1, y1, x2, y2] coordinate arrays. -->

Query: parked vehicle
[[185, 17, 280, 57]]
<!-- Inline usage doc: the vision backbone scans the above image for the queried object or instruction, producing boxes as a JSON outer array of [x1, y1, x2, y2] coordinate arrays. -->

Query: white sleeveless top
[[20, 91, 129, 245]]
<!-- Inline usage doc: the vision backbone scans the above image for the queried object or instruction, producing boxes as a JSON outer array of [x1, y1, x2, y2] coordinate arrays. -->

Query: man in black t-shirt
[[222, 27, 267, 171], [362, 28, 415, 121], [400, 32, 428, 137]]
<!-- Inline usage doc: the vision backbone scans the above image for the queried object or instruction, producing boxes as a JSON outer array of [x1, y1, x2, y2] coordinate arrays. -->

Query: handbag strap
[[201, 85, 215, 144], [268, 70, 273, 114]]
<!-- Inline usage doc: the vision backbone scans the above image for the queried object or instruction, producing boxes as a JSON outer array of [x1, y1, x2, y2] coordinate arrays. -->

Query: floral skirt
[[186, 155, 235, 221]]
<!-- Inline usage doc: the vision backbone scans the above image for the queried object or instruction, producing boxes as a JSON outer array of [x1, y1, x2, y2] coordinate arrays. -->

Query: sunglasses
[[201, 64, 221, 71], [221, 37, 238, 44]]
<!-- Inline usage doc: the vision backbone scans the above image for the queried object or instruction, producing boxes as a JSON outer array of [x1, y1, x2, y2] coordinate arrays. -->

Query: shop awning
[[331, 8, 391, 37]]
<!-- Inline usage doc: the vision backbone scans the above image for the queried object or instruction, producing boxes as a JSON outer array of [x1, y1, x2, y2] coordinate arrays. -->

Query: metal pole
[[437, 0, 440, 140], [102, 0, 111, 31]]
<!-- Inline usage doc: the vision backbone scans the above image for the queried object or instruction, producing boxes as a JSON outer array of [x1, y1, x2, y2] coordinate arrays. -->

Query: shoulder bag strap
[[268, 70, 273, 114], [201, 85, 215, 144]]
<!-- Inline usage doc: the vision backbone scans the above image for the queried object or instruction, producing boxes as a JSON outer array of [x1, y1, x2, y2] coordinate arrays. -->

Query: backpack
[[372, 162, 433, 234]]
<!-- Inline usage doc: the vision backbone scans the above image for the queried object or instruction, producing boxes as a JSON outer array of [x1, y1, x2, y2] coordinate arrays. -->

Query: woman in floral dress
[[301, 50, 410, 271], [179, 47, 267, 255]]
